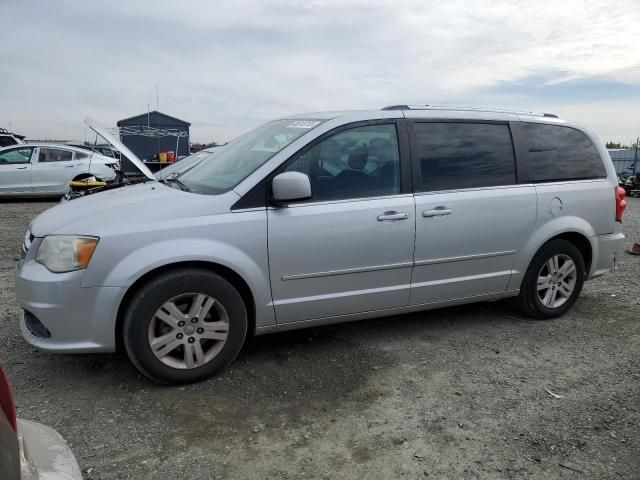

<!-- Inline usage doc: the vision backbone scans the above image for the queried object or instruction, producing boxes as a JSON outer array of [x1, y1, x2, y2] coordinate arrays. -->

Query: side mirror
[[272, 172, 312, 204]]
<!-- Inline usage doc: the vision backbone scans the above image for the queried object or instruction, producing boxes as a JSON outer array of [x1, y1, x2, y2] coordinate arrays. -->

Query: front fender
[[507, 215, 598, 290], [81, 211, 275, 329]]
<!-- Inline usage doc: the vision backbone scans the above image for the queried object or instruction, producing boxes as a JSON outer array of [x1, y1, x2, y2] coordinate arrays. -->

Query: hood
[[29, 183, 240, 237], [84, 118, 155, 180]]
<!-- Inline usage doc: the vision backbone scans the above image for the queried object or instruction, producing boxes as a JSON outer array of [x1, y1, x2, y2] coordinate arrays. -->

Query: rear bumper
[[588, 228, 625, 279], [18, 419, 82, 480]]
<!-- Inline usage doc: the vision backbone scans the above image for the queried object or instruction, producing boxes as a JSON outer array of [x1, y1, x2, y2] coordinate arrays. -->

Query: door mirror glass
[[272, 172, 312, 203]]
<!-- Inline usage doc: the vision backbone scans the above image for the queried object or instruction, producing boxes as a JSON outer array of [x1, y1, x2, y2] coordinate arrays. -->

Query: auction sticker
[[286, 120, 321, 129]]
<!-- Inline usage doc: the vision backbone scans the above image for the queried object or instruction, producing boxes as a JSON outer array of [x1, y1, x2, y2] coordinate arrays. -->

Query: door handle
[[64, 165, 76, 168], [16, 166, 28, 170], [377, 211, 409, 221], [422, 207, 453, 217]]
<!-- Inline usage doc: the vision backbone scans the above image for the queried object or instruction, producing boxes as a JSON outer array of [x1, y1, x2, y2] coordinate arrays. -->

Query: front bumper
[[18, 419, 83, 480], [16, 256, 123, 353]]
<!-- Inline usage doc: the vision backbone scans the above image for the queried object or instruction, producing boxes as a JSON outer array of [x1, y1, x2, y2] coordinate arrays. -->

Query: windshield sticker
[[286, 120, 321, 129]]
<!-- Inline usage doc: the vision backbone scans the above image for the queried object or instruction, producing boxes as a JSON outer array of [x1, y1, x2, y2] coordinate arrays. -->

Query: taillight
[[615, 186, 626, 223], [0, 366, 17, 432]]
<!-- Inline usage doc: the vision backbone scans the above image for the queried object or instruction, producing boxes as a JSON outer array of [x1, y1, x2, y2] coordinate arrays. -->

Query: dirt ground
[[1, 198, 638, 480]]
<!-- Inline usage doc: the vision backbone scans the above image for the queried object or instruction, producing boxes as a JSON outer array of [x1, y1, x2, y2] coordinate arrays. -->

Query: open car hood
[[84, 118, 155, 180]]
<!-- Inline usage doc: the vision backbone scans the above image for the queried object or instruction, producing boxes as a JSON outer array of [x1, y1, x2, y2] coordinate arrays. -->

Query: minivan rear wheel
[[517, 239, 585, 319], [122, 268, 247, 384]]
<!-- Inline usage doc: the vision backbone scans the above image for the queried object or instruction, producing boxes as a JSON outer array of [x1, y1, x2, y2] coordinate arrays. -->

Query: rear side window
[[414, 122, 516, 191], [522, 123, 606, 181], [38, 148, 73, 163]]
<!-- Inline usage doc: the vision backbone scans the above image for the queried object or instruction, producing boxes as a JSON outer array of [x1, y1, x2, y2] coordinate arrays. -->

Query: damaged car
[[0, 143, 119, 197]]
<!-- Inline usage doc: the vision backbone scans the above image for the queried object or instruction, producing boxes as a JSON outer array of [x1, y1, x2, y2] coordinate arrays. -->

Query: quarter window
[[0, 147, 33, 164], [38, 148, 73, 163], [285, 124, 401, 201], [414, 123, 516, 191], [522, 123, 606, 181]]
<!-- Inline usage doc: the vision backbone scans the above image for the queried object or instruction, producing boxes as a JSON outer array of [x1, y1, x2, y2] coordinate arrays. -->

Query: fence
[[608, 148, 638, 174]]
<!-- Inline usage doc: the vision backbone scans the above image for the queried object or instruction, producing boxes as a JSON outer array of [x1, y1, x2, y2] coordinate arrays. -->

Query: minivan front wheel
[[517, 239, 585, 319], [123, 269, 248, 384]]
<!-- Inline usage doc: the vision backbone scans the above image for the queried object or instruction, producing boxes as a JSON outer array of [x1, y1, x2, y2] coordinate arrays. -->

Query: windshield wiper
[[160, 175, 191, 192]]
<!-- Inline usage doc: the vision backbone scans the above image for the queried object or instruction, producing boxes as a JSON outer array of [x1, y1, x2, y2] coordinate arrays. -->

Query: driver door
[[0, 147, 34, 195], [267, 121, 416, 325]]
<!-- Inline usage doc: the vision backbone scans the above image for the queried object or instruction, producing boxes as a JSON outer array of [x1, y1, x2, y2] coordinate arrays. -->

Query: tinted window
[[0, 147, 33, 164], [0, 137, 18, 147], [415, 123, 516, 191], [38, 148, 73, 162], [522, 123, 606, 181], [285, 123, 400, 201], [75, 151, 89, 160]]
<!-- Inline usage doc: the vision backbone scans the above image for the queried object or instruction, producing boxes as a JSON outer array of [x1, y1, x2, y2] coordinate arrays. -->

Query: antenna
[[155, 85, 159, 110]]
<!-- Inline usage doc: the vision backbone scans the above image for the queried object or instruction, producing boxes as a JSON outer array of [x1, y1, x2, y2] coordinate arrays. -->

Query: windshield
[[177, 119, 324, 194], [154, 148, 222, 180]]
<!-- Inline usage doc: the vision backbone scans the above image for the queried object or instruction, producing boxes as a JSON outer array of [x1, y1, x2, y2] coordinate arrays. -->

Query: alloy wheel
[[147, 293, 229, 369], [536, 254, 577, 309]]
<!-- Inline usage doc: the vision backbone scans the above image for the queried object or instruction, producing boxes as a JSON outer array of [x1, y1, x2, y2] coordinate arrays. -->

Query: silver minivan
[[15, 107, 627, 384]]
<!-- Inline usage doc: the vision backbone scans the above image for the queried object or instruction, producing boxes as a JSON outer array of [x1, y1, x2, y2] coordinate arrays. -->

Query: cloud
[[0, 0, 639, 143]]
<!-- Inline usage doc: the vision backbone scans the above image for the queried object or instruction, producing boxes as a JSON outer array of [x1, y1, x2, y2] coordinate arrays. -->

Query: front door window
[[0, 147, 34, 164], [285, 124, 401, 202]]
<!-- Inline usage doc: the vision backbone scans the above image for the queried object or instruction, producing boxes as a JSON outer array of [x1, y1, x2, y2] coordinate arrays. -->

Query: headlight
[[35, 235, 99, 273]]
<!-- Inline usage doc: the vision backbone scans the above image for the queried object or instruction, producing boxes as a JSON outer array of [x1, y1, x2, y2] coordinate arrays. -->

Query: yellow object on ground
[[159, 152, 167, 163], [68, 180, 108, 189]]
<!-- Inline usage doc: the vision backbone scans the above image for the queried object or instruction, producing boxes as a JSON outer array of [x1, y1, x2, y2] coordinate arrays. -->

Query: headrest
[[348, 146, 368, 170]]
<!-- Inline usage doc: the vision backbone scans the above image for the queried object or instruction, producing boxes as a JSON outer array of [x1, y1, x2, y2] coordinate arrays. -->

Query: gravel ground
[[1, 197, 639, 480]]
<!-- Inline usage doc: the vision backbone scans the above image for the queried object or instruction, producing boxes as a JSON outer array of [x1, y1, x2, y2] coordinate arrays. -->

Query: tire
[[517, 239, 586, 319], [123, 268, 248, 384]]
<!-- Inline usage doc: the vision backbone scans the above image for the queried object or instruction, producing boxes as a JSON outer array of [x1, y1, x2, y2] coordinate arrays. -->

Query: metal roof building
[[116, 111, 191, 171]]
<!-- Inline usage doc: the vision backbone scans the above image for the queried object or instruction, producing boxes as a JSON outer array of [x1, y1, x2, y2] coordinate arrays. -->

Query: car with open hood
[[15, 107, 626, 384]]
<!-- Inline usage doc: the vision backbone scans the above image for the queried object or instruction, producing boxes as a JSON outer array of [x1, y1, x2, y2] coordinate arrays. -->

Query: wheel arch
[[509, 217, 597, 290], [114, 261, 256, 352], [552, 232, 593, 275], [71, 172, 94, 181]]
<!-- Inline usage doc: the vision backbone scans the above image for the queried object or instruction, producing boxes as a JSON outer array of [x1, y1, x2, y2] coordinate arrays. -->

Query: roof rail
[[381, 105, 412, 111], [380, 105, 558, 117]]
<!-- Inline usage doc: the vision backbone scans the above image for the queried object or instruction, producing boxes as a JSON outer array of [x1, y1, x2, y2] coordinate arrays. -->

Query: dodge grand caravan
[[15, 107, 626, 384]]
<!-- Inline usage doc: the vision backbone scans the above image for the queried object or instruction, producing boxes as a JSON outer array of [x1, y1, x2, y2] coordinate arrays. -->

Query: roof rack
[[381, 105, 558, 118]]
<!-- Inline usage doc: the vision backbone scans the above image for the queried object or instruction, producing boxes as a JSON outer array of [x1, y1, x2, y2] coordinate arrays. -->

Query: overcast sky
[[1, 0, 639, 144]]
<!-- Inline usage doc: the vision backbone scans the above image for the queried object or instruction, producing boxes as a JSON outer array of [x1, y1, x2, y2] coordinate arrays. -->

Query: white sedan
[[0, 144, 118, 197]]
